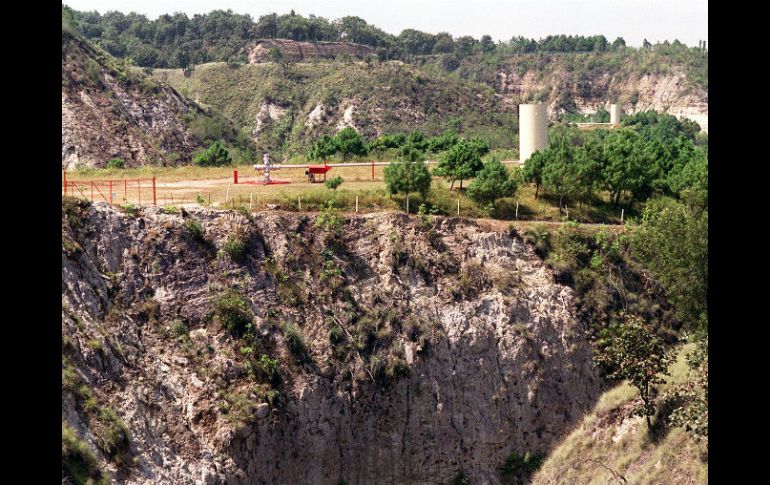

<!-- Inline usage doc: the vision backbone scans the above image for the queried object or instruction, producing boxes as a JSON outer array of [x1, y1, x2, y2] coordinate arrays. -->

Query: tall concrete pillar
[[610, 103, 622, 126], [519, 103, 548, 162]]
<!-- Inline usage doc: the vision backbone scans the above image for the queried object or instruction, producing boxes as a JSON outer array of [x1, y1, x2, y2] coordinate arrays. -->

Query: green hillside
[[151, 61, 518, 156]]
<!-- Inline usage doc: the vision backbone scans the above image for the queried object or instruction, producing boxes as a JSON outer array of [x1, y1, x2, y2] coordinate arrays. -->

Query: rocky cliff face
[[62, 201, 601, 484], [247, 39, 374, 63], [62, 31, 225, 169], [494, 59, 708, 132]]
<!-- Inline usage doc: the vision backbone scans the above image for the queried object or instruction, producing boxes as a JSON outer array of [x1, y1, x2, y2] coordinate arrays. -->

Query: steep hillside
[[61, 30, 252, 169], [531, 344, 707, 485], [152, 61, 518, 154], [62, 200, 601, 484]]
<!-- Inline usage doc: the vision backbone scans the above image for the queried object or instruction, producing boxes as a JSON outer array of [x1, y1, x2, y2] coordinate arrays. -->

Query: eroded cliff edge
[[62, 201, 601, 484]]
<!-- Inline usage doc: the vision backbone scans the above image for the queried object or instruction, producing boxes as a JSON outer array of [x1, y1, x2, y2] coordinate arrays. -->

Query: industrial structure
[[519, 103, 549, 163], [610, 103, 622, 126]]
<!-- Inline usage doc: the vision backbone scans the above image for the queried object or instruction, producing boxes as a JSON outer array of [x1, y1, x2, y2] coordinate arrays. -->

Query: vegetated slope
[[61, 30, 252, 169], [152, 60, 518, 155], [247, 38, 375, 63], [62, 200, 601, 484], [426, 51, 708, 131], [531, 344, 707, 485]]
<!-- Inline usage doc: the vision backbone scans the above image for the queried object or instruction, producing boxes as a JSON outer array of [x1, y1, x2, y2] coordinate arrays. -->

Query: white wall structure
[[519, 103, 549, 162], [610, 103, 622, 126]]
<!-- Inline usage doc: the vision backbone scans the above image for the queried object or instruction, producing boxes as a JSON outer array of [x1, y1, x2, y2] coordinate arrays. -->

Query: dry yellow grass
[[532, 343, 706, 485]]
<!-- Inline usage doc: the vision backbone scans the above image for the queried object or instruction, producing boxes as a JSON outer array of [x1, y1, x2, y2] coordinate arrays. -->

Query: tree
[[631, 197, 708, 330], [193, 141, 232, 166], [405, 130, 428, 151], [542, 142, 581, 208], [611, 37, 626, 50], [602, 129, 657, 207], [427, 130, 459, 153], [384, 147, 432, 205], [325, 176, 343, 191], [467, 158, 518, 209], [308, 135, 338, 160], [521, 150, 547, 199], [176, 48, 191, 70], [433, 139, 488, 189], [334, 127, 368, 160], [480, 35, 496, 54], [595, 315, 674, 430]]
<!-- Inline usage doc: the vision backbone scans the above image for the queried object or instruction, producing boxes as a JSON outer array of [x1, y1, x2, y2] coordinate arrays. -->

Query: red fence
[[63, 172, 157, 206]]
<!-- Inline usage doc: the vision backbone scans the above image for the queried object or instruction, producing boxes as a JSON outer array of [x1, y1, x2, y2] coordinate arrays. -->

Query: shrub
[[214, 290, 253, 337], [163, 205, 178, 214], [315, 202, 344, 236], [325, 176, 344, 191], [183, 218, 204, 241], [501, 451, 545, 484], [221, 230, 247, 261], [62, 423, 109, 485], [106, 158, 125, 169], [119, 203, 138, 217], [193, 141, 232, 167], [257, 354, 281, 384], [283, 322, 309, 362], [169, 319, 188, 338]]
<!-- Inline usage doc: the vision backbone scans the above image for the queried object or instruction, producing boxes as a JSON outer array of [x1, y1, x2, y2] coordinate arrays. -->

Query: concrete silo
[[610, 103, 622, 126], [519, 103, 549, 163]]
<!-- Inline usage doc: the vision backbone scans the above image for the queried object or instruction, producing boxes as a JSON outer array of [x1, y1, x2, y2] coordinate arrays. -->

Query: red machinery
[[305, 164, 332, 183]]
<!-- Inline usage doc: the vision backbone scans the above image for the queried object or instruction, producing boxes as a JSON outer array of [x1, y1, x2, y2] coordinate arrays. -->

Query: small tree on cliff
[[595, 314, 674, 431]]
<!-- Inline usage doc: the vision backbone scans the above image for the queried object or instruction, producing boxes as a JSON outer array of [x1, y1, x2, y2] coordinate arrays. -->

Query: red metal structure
[[306, 164, 332, 182]]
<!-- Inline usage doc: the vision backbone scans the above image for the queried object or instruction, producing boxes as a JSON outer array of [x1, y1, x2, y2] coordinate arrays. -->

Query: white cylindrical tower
[[610, 103, 622, 126], [519, 104, 549, 163]]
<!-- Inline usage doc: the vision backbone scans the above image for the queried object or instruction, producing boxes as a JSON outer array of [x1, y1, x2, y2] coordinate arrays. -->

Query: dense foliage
[[65, 5, 707, 70], [522, 112, 707, 209], [631, 197, 708, 331], [595, 315, 675, 430], [193, 141, 232, 166]]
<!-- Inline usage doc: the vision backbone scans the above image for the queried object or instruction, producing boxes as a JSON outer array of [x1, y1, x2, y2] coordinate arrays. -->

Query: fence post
[[355, 195, 359, 213], [457, 198, 460, 216], [124, 180, 127, 203], [137, 178, 141, 206], [515, 202, 519, 219], [233, 170, 238, 184], [298, 196, 301, 210], [371, 160, 374, 180], [152, 177, 157, 206], [225, 183, 231, 205], [406, 194, 410, 214], [621, 208, 624, 224], [250, 192, 253, 210], [109, 181, 113, 204]]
